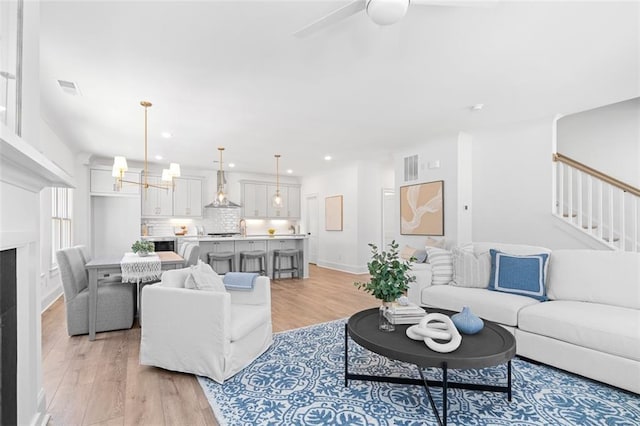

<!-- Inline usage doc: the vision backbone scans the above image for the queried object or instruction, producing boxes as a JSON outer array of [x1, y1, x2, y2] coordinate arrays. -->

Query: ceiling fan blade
[[410, 0, 500, 7], [293, 0, 367, 38]]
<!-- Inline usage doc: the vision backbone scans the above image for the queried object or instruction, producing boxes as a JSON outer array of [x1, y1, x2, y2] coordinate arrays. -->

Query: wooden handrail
[[553, 153, 640, 197]]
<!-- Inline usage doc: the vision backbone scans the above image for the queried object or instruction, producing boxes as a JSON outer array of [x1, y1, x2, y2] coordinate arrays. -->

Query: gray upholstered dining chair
[[56, 246, 136, 336], [75, 245, 122, 283], [183, 243, 201, 267]]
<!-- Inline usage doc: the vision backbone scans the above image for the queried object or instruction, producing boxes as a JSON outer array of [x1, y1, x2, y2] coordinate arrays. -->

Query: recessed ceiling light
[[228, 163, 236, 168], [0, 106, 5, 112], [471, 103, 484, 111], [161, 131, 172, 138], [324, 155, 332, 161], [286, 169, 293, 174], [155, 155, 163, 160]]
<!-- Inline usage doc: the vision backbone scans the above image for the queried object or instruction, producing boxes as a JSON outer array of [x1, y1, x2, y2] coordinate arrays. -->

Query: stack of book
[[384, 303, 426, 325]]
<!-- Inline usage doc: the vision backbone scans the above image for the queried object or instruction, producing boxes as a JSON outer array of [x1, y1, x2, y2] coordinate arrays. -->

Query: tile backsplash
[[142, 208, 298, 236]]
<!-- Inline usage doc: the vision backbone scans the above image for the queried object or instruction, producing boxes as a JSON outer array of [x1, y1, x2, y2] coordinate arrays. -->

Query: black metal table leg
[[507, 360, 512, 402], [442, 362, 448, 426], [418, 368, 444, 426], [344, 323, 349, 387]]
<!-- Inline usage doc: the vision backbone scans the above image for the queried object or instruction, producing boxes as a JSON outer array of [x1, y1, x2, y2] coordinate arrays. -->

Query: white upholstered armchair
[[139, 266, 273, 383]]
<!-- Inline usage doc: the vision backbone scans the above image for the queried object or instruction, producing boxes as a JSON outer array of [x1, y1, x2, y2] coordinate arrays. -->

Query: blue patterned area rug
[[198, 319, 640, 425]]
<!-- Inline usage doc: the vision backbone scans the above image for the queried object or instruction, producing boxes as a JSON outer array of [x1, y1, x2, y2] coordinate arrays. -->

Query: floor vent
[[404, 155, 418, 182]]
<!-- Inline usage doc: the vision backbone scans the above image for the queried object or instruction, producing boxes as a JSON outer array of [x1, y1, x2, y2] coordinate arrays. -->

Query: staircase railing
[[552, 153, 639, 252]]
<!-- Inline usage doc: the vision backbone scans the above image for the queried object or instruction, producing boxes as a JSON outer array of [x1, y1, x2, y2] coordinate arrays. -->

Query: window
[[52, 187, 73, 265]]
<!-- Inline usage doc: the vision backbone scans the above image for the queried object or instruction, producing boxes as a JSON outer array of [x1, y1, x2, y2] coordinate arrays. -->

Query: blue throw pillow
[[488, 249, 549, 301]]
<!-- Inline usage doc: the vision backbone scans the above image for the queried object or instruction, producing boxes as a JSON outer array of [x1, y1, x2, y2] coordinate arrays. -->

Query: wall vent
[[57, 80, 81, 96], [403, 154, 419, 182]]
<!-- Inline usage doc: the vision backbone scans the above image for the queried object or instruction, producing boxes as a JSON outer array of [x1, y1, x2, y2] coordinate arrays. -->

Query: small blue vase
[[451, 306, 484, 335]]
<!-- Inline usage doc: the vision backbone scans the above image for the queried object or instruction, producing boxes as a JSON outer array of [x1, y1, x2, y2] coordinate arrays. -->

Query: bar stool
[[207, 251, 235, 274], [272, 248, 302, 279], [239, 250, 267, 275]]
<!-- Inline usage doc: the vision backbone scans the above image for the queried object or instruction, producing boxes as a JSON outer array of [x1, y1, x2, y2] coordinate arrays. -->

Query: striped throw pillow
[[451, 245, 491, 288], [426, 247, 453, 285]]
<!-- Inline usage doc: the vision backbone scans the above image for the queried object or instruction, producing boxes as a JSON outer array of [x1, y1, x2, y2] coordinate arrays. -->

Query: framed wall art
[[400, 180, 444, 236], [325, 195, 343, 231]]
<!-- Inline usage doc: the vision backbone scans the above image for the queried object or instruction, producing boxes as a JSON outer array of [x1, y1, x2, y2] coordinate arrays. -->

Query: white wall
[[357, 161, 386, 267], [301, 160, 392, 274], [393, 133, 461, 250], [302, 165, 360, 272], [39, 120, 76, 174], [472, 116, 605, 249], [557, 97, 640, 187], [38, 122, 77, 310]]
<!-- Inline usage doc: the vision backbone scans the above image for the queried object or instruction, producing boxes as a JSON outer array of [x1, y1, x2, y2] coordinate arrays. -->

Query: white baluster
[[558, 163, 564, 217], [634, 197, 638, 253], [568, 167, 573, 223], [597, 181, 603, 239], [577, 170, 583, 229], [620, 191, 625, 250], [609, 185, 614, 245], [586, 175, 593, 234]]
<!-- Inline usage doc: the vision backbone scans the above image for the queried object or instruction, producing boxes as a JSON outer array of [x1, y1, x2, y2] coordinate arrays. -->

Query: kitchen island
[[178, 235, 309, 278]]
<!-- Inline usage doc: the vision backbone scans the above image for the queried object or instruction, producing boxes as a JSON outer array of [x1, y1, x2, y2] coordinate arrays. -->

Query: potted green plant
[[131, 240, 155, 257], [354, 240, 416, 332]]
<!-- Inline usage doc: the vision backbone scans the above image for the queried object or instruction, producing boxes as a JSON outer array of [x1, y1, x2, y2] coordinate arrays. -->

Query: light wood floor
[[43, 265, 378, 426]]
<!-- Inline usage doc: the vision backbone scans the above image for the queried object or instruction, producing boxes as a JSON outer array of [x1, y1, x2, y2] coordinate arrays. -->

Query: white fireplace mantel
[[1, 125, 73, 426], [1, 124, 73, 191]]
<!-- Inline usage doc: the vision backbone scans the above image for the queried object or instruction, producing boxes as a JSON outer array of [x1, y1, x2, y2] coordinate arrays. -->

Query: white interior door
[[305, 194, 319, 264], [382, 188, 396, 248]]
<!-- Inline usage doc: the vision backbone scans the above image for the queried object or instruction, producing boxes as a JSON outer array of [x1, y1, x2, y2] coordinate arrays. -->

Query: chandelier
[[112, 101, 180, 192], [272, 154, 282, 208], [214, 147, 229, 206]]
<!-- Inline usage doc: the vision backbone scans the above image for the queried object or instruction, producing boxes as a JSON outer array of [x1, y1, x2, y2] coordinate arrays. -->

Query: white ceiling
[[40, 1, 640, 177]]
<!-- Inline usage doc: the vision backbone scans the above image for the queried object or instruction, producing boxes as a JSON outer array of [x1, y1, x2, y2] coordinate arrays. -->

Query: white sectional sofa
[[407, 242, 640, 394]]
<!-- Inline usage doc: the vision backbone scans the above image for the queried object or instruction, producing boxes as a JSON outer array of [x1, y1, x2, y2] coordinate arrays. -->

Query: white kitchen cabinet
[[199, 241, 236, 262], [235, 240, 266, 253], [267, 238, 297, 251], [287, 185, 301, 218], [267, 184, 287, 218], [90, 168, 140, 195], [242, 182, 268, 218], [173, 177, 203, 217], [141, 175, 173, 217], [267, 184, 301, 218], [242, 180, 300, 219]]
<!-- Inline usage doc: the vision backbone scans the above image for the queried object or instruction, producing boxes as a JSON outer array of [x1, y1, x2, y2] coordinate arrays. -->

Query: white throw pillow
[[426, 247, 453, 285], [185, 260, 226, 292], [451, 245, 491, 288], [161, 267, 190, 288]]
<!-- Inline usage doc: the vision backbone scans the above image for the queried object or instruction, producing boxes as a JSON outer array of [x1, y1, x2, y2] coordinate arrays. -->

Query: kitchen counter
[[175, 234, 308, 242], [171, 235, 310, 278]]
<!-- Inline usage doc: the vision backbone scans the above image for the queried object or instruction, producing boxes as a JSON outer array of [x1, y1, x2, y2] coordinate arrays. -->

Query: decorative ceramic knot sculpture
[[406, 313, 462, 353], [451, 306, 484, 335]]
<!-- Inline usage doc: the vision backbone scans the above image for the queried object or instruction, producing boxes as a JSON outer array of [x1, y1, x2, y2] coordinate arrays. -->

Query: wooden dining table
[[85, 251, 184, 341]]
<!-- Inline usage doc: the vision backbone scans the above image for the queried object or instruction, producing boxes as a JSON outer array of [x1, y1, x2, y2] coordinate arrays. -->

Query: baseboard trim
[[41, 288, 62, 313], [316, 261, 367, 275], [28, 388, 50, 426]]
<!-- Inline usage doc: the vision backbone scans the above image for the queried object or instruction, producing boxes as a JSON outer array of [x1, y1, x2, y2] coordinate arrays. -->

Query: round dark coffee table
[[345, 308, 516, 426]]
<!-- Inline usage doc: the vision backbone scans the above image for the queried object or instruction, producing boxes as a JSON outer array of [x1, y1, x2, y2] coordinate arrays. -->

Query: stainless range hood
[[205, 170, 241, 208], [205, 200, 241, 208]]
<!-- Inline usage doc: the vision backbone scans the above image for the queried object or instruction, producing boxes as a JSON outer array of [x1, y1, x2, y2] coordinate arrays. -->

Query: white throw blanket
[[120, 252, 162, 283]]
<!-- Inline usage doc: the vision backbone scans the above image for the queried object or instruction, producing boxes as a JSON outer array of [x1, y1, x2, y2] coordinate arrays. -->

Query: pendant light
[[111, 101, 180, 192], [215, 147, 229, 206], [272, 154, 283, 208]]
